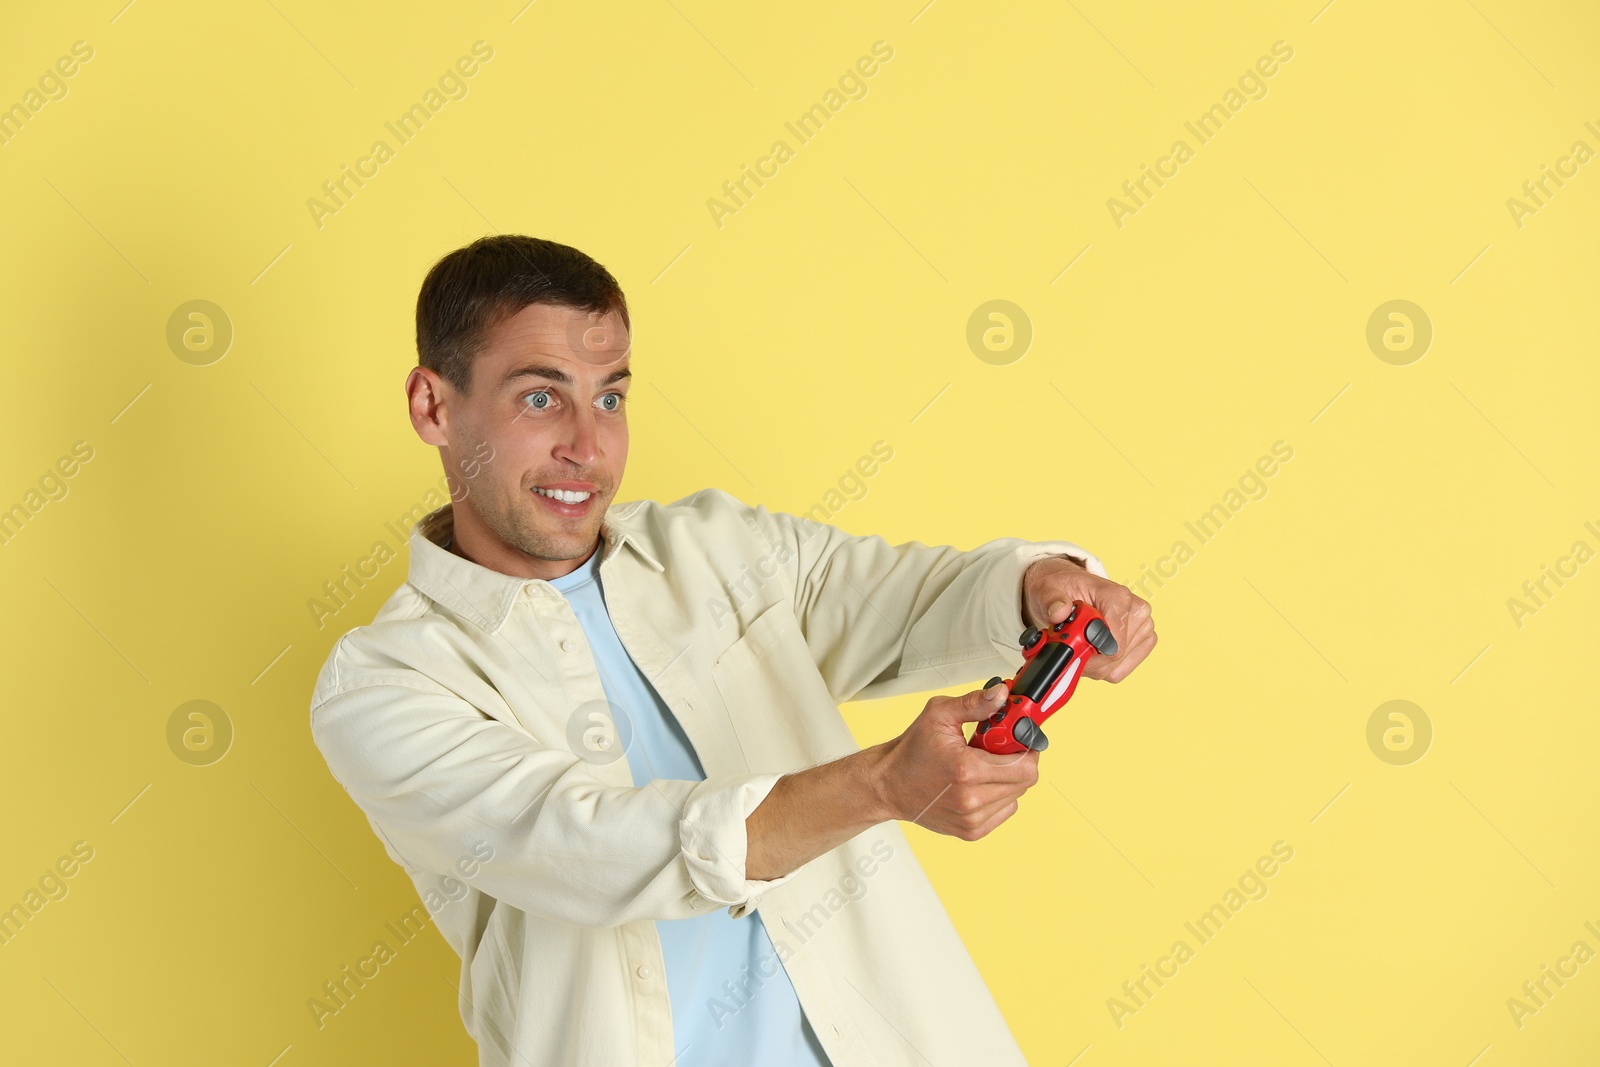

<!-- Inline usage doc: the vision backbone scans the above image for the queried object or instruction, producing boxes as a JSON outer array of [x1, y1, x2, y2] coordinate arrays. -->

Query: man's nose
[[553, 406, 600, 465]]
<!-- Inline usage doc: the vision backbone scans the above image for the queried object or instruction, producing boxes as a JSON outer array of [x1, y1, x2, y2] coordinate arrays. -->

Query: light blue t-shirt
[[548, 546, 833, 1067]]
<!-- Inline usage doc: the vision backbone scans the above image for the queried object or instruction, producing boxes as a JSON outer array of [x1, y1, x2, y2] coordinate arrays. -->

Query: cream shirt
[[308, 487, 1108, 1066]]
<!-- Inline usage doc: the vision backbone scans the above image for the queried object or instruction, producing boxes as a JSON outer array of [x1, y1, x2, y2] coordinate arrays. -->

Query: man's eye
[[523, 390, 552, 410], [598, 392, 627, 412]]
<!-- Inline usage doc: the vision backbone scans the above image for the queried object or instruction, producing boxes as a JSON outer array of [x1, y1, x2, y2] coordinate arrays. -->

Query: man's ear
[[407, 366, 450, 447]]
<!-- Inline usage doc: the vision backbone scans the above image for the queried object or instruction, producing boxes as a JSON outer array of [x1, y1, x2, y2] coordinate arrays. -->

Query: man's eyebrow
[[502, 363, 632, 387]]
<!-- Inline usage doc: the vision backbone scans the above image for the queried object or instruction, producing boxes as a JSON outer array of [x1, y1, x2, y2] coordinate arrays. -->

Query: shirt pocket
[[710, 602, 849, 773]]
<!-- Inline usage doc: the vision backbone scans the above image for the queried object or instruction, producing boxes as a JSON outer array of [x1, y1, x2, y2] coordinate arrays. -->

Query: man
[[308, 235, 1156, 1067]]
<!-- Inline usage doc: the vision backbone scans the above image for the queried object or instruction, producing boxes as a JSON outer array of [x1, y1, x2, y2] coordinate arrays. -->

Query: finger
[[1099, 591, 1149, 636], [964, 796, 1021, 839], [960, 745, 1040, 784], [957, 788, 1019, 821], [936, 784, 1020, 828], [935, 681, 1009, 724], [1081, 605, 1152, 671], [1096, 611, 1141, 654], [1084, 631, 1144, 680], [1116, 590, 1153, 623], [1106, 632, 1157, 681], [935, 779, 1027, 820], [1088, 630, 1157, 682], [1108, 626, 1156, 668]]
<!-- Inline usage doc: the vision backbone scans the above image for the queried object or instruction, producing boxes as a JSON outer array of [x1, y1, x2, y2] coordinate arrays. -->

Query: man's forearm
[[745, 743, 894, 882]]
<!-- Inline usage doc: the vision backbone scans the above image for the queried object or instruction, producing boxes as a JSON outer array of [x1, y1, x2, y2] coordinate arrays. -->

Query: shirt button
[[561, 638, 576, 652], [635, 963, 653, 980]]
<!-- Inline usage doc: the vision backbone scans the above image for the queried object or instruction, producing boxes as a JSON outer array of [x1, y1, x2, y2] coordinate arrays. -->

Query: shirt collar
[[407, 499, 664, 633]]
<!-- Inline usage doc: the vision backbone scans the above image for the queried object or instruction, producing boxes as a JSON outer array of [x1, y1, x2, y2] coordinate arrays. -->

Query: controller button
[[1084, 618, 1118, 657], [1013, 716, 1050, 752]]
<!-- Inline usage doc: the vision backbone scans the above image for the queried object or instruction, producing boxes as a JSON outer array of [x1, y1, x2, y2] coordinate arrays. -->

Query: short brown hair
[[415, 235, 630, 393]]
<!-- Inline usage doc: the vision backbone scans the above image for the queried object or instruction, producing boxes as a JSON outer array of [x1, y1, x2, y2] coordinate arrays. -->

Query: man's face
[[431, 301, 631, 574]]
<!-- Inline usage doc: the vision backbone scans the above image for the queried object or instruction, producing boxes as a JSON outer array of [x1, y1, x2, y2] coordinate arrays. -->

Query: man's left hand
[[1020, 556, 1157, 683]]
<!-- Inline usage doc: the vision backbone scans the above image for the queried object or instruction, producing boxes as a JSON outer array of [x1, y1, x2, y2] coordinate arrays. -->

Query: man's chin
[[519, 500, 605, 552]]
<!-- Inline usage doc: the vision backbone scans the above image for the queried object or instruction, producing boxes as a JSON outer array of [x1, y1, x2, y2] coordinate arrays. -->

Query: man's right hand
[[871, 682, 1041, 841], [745, 682, 1043, 881]]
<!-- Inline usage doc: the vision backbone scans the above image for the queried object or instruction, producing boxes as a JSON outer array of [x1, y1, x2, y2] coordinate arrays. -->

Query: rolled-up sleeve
[[679, 773, 795, 918], [309, 655, 799, 928], [733, 491, 1108, 704]]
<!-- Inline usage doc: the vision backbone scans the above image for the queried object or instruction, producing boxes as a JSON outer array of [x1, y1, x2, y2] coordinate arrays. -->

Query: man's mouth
[[531, 483, 599, 517], [533, 487, 594, 504]]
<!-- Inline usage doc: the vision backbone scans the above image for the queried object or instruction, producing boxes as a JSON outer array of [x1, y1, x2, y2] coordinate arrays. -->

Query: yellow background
[[2, 0, 1596, 1063]]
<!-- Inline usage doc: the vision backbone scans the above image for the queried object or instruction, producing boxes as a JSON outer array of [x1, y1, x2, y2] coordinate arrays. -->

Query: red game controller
[[969, 599, 1119, 755]]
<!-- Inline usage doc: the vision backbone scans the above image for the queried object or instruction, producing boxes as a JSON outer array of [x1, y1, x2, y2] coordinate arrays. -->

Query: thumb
[[934, 681, 1008, 725]]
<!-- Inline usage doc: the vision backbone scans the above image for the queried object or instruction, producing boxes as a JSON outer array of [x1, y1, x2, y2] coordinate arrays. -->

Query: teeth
[[535, 487, 593, 504]]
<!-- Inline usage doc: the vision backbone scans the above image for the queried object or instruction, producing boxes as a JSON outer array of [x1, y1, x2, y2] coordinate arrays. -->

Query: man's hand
[[746, 682, 1036, 879], [1021, 556, 1157, 683], [870, 682, 1039, 841]]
